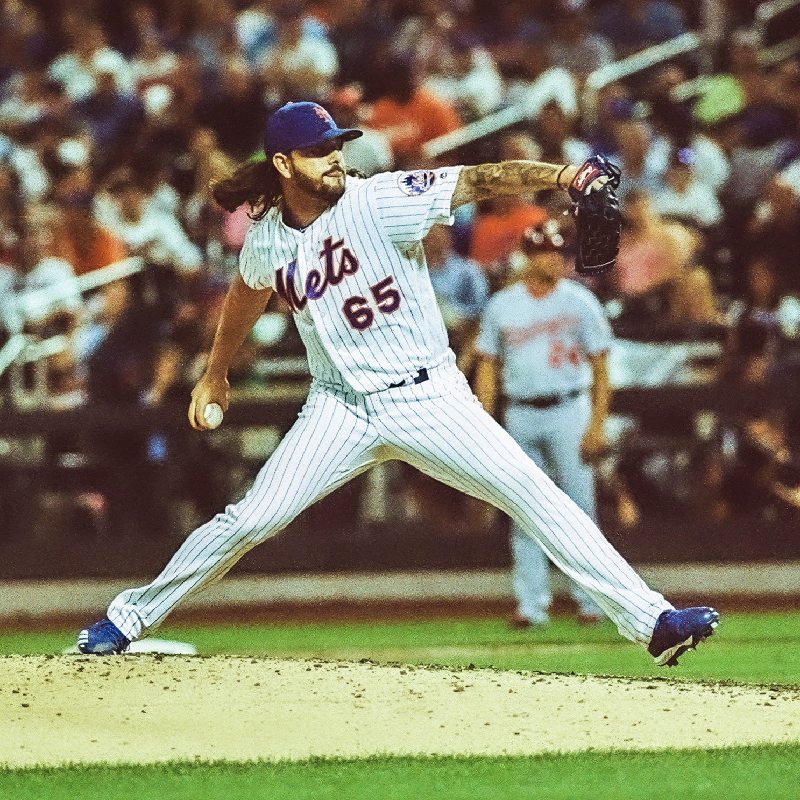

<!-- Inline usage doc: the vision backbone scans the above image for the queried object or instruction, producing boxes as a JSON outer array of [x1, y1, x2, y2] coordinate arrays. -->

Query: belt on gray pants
[[387, 367, 429, 389], [507, 389, 584, 410]]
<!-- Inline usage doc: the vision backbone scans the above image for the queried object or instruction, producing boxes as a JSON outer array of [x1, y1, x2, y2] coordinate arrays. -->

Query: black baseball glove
[[564, 156, 622, 276]]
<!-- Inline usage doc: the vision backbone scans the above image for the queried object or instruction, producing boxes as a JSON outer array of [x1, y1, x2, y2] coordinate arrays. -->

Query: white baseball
[[203, 402, 224, 429]]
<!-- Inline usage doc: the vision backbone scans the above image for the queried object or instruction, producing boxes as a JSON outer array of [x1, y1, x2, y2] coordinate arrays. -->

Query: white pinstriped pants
[[107, 364, 671, 645]]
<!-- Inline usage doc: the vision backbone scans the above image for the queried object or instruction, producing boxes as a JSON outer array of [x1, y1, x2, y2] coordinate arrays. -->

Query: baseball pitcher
[[78, 102, 718, 667]]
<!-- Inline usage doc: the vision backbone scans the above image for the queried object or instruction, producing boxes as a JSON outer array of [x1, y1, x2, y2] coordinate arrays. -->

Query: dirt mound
[[1, 655, 798, 768]]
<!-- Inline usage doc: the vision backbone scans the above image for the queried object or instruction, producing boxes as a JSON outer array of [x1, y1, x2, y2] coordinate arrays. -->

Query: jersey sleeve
[[369, 167, 464, 244], [475, 297, 502, 358], [238, 221, 274, 291], [577, 288, 613, 355]]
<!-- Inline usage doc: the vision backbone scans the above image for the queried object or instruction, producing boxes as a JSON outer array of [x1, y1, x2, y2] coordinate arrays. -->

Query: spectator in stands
[[503, 37, 579, 120], [79, 275, 189, 537], [719, 255, 794, 518], [79, 270, 202, 410], [423, 33, 504, 121], [546, 5, 615, 81], [123, 3, 168, 62], [236, 0, 331, 66], [647, 95, 731, 193], [481, 0, 544, 65], [651, 147, 723, 228], [73, 63, 144, 169], [185, 0, 239, 78], [603, 101, 677, 205], [365, 56, 461, 167], [664, 224, 721, 325], [102, 171, 202, 277], [747, 175, 800, 292], [724, 256, 787, 385], [593, 0, 686, 57], [771, 57, 800, 124], [327, 0, 390, 88], [424, 223, 489, 363], [48, 20, 134, 102], [0, 71, 67, 131], [0, 164, 22, 266], [612, 190, 684, 314], [717, 105, 798, 284], [694, 28, 764, 128], [532, 101, 592, 166], [129, 29, 179, 93], [133, 83, 194, 185], [181, 128, 237, 281], [326, 86, 393, 178], [467, 133, 548, 278], [196, 59, 267, 158], [0, 1, 52, 77], [52, 191, 127, 278], [4, 218, 86, 402], [7, 217, 82, 337], [0, 124, 50, 202], [257, 1, 338, 103], [391, 1, 462, 76]]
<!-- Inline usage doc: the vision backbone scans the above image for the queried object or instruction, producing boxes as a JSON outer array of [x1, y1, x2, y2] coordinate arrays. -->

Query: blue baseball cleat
[[647, 607, 720, 667], [77, 617, 130, 655]]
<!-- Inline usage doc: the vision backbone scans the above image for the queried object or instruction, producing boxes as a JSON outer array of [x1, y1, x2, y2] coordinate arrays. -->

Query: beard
[[292, 168, 346, 203]]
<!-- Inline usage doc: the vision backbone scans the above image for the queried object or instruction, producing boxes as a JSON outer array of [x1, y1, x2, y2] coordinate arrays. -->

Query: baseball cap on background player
[[508, 219, 569, 274], [263, 101, 363, 157]]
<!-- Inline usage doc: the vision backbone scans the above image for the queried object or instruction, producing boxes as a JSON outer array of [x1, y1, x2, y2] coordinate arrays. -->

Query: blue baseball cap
[[263, 101, 362, 157]]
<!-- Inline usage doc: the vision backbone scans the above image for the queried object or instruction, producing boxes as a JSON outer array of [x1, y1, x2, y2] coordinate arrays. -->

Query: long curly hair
[[211, 158, 280, 221]]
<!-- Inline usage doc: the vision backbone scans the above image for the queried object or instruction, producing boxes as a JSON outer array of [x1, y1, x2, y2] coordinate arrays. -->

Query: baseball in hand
[[203, 402, 224, 429]]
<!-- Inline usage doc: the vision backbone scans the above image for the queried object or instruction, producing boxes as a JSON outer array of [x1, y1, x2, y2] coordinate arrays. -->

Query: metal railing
[[422, 33, 704, 159], [671, 38, 800, 102], [422, 72, 565, 159], [754, 0, 800, 39], [760, 35, 800, 65], [1, 257, 144, 410], [12, 256, 144, 326], [581, 32, 703, 118]]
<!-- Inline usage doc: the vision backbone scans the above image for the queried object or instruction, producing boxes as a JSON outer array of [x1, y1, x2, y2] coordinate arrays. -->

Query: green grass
[[3, 747, 799, 800], [2, 612, 798, 798], [3, 611, 799, 685]]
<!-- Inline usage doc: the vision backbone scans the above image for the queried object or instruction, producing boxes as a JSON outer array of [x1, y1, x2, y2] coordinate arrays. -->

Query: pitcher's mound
[[2, 655, 798, 768]]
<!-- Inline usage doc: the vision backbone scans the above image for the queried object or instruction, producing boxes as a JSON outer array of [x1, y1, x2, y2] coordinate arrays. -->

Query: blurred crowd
[[1, 0, 800, 531]]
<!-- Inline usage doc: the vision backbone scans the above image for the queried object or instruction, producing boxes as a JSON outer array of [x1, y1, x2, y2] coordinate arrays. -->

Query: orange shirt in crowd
[[55, 226, 127, 277], [367, 88, 461, 163], [468, 204, 548, 269]]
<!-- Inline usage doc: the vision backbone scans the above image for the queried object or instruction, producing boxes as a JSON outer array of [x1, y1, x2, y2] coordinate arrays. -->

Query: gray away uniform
[[477, 279, 612, 623]]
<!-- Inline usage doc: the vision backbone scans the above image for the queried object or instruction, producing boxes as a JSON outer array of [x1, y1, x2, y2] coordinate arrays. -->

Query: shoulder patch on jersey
[[398, 170, 436, 196]]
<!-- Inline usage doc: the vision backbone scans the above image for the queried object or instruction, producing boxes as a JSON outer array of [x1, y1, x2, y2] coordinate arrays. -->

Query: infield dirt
[[1, 655, 798, 768]]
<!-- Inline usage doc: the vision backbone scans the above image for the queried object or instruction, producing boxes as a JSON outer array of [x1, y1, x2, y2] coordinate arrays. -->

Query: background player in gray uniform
[[476, 221, 610, 627], [78, 101, 719, 668]]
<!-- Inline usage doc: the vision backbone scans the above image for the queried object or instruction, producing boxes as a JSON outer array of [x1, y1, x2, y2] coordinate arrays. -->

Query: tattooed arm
[[450, 161, 580, 210]]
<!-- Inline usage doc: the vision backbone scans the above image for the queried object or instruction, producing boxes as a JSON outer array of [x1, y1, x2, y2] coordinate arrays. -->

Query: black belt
[[387, 367, 429, 389], [508, 389, 584, 409]]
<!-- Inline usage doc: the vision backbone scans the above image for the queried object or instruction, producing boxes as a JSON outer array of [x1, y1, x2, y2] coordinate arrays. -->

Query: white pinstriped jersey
[[239, 167, 464, 393]]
